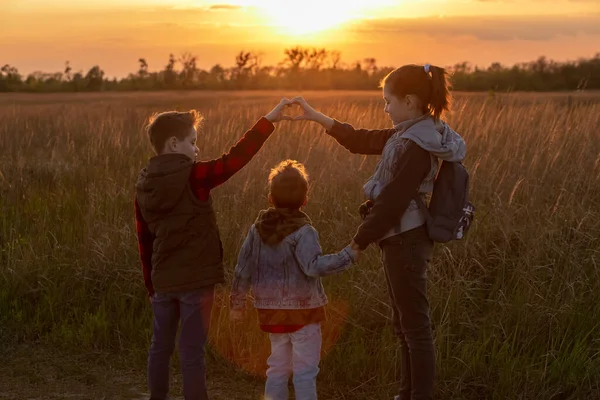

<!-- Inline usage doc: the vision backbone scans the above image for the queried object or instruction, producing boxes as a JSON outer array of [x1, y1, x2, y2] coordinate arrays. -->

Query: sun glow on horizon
[[229, 0, 397, 36], [263, 1, 362, 35]]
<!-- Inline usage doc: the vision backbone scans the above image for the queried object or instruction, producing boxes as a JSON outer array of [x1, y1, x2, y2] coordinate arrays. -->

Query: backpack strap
[[405, 139, 435, 225]]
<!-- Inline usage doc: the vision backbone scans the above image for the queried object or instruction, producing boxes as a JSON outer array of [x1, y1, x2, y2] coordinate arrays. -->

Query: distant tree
[[210, 64, 226, 83], [329, 51, 342, 69], [163, 53, 177, 86], [363, 58, 378, 75], [138, 58, 148, 79], [4, 51, 600, 92], [306, 48, 328, 70], [179, 52, 198, 86], [64, 61, 72, 81], [283, 46, 308, 74], [84, 65, 104, 91], [0, 64, 23, 91]]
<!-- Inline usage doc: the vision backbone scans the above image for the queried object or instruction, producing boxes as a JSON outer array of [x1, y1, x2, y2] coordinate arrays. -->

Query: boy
[[135, 98, 293, 400], [230, 160, 359, 400]]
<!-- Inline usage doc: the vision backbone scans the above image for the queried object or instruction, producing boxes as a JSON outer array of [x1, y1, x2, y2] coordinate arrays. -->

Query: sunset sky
[[2, 0, 599, 78]]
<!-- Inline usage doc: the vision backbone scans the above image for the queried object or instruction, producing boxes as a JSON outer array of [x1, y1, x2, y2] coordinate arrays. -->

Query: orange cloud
[[2, 5, 599, 77], [208, 4, 243, 10]]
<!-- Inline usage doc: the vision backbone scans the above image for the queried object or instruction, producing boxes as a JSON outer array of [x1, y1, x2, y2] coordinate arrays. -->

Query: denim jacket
[[230, 224, 357, 310]]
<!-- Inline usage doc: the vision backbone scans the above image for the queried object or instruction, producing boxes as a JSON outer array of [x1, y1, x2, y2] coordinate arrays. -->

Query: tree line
[[1, 47, 599, 93]]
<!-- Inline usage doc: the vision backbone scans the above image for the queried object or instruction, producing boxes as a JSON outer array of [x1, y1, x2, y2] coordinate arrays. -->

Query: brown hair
[[145, 110, 204, 153], [380, 64, 451, 120], [268, 160, 309, 209]]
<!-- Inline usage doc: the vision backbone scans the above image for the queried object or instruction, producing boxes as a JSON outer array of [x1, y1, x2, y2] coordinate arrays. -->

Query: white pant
[[264, 323, 322, 400]]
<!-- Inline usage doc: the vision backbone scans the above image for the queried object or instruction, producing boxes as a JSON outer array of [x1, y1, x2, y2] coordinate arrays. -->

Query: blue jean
[[148, 286, 215, 400], [265, 323, 322, 400]]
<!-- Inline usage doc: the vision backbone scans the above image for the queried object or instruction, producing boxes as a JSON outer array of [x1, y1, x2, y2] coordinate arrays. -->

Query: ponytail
[[428, 66, 450, 120], [381, 64, 452, 121]]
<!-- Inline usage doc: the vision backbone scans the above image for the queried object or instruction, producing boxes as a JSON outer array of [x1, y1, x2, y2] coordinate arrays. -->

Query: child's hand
[[291, 97, 320, 122], [265, 98, 294, 123], [351, 240, 362, 251], [350, 240, 362, 262], [230, 308, 245, 321], [359, 200, 374, 220]]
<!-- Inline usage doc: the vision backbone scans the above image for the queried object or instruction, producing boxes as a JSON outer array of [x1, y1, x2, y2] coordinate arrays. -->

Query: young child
[[134, 98, 293, 400], [291, 64, 466, 400], [230, 160, 359, 400]]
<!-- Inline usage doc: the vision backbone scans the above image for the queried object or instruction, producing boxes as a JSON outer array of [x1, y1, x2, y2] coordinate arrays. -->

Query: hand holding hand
[[290, 96, 320, 122], [265, 97, 294, 123], [350, 240, 362, 262], [359, 200, 374, 220]]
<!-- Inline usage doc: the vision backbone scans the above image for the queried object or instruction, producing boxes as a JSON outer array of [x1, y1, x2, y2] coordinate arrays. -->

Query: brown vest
[[136, 154, 224, 293]]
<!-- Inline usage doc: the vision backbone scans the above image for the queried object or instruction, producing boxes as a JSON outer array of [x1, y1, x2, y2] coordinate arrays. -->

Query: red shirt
[[260, 325, 305, 334], [257, 307, 327, 334], [135, 117, 275, 296]]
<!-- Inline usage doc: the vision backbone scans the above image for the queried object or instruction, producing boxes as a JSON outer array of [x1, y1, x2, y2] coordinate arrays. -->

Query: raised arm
[[326, 120, 397, 155], [291, 96, 395, 155], [190, 117, 274, 192], [190, 98, 293, 195]]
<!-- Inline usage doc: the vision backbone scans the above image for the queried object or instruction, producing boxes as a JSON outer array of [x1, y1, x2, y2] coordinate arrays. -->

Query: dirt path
[[1, 345, 263, 400]]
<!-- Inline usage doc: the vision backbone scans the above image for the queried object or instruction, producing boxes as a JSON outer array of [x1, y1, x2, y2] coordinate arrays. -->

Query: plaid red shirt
[[135, 117, 275, 296]]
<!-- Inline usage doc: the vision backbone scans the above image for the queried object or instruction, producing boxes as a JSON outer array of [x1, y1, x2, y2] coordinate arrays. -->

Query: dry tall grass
[[1, 91, 600, 399]]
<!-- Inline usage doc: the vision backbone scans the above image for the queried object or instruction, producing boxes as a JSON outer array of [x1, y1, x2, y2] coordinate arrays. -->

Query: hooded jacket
[[136, 153, 224, 293], [324, 115, 466, 248], [230, 208, 356, 311], [363, 115, 466, 239]]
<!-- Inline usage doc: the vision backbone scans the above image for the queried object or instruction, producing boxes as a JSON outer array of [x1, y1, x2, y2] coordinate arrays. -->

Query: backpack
[[414, 161, 475, 243]]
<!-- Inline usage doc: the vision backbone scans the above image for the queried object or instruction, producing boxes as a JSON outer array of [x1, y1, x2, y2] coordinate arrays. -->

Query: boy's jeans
[[265, 323, 322, 400], [148, 286, 215, 400]]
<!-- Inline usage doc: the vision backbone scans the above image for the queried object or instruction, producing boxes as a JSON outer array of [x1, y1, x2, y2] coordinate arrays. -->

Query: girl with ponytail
[[292, 64, 466, 400]]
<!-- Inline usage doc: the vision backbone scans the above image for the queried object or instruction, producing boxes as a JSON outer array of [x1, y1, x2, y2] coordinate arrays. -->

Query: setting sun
[[232, 0, 396, 36], [261, 1, 361, 35]]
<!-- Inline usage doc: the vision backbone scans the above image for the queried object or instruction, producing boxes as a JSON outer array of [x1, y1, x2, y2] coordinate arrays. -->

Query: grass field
[[1, 90, 600, 399]]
